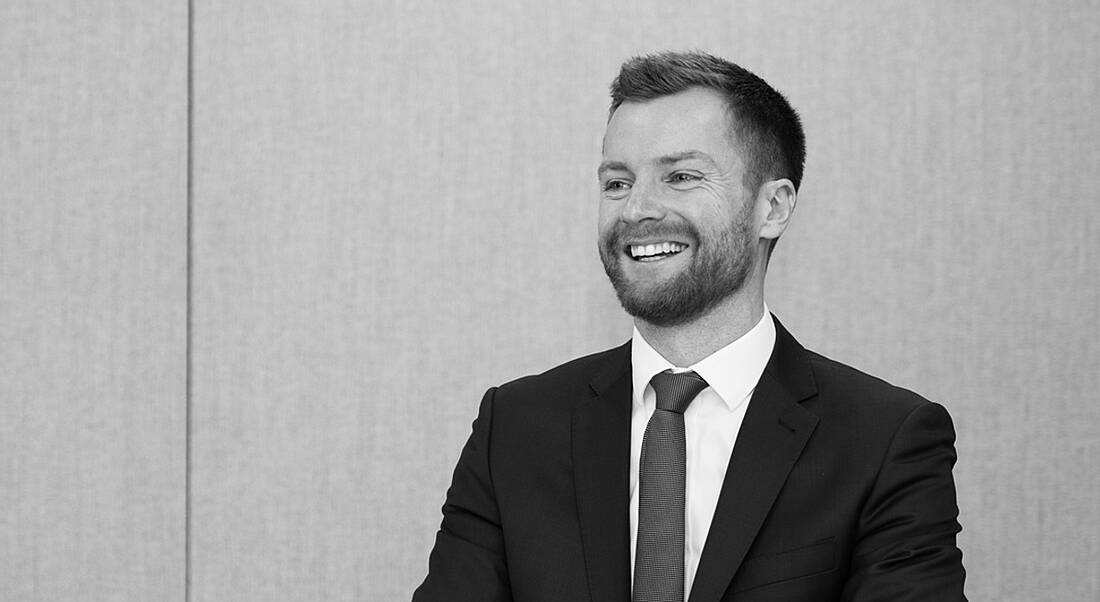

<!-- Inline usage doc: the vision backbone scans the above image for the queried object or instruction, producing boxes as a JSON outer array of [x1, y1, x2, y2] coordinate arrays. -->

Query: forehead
[[603, 87, 739, 165]]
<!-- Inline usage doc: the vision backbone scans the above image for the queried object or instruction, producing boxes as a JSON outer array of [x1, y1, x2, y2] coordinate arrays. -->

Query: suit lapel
[[688, 318, 820, 602], [573, 342, 633, 602]]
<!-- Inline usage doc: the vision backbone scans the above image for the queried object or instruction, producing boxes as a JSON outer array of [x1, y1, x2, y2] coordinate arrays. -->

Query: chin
[[614, 281, 710, 327], [607, 265, 752, 329]]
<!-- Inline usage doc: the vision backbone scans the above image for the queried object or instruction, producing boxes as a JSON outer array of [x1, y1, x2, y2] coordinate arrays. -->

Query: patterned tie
[[633, 370, 709, 602]]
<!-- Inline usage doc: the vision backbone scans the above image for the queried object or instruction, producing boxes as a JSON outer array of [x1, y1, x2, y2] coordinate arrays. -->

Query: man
[[414, 51, 966, 602]]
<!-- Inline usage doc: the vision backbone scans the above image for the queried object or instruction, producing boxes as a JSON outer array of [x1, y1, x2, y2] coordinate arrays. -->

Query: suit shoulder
[[480, 343, 628, 431], [803, 349, 937, 417], [495, 343, 628, 399]]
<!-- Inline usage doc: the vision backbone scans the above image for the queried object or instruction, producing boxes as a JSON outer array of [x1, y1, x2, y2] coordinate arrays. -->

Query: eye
[[667, 172, 702, 184], [601, 179, 631, 197]]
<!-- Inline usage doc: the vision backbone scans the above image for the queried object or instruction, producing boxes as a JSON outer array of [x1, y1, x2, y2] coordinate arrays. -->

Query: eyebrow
[[597, 150, 717, 178], [597, 160, 629, 178], [656, 150, 717, 167]]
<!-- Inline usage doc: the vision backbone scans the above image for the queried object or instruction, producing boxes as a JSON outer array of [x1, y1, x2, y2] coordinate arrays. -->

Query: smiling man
[[415, 52, 966, 602]]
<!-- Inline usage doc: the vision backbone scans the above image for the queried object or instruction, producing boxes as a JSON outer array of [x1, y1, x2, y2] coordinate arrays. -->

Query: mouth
[[627, 241, 688, 262]]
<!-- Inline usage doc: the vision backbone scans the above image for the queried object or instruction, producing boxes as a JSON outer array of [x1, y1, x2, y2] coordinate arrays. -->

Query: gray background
[[2, 1, 1098, 600]]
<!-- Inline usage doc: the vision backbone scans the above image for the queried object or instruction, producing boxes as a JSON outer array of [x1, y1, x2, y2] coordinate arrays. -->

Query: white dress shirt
[[629, 310, 777, 600]]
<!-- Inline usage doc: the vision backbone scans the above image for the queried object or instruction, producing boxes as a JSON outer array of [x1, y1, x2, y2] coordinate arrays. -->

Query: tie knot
[[650, 370, 708, 414]]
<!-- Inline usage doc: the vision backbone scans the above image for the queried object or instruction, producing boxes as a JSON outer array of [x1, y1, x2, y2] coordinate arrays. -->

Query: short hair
[[609, 51, 806, 193]]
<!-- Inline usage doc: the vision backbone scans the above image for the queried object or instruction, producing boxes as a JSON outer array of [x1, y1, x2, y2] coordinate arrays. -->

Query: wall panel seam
[[185, 0, 194, 601]]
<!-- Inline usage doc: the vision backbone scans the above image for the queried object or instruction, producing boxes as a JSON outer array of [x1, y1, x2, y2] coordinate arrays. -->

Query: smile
[[628, 241, 688, 262]]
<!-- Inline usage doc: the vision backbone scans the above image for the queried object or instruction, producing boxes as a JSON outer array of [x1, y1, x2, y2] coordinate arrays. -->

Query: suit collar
[[574, 341, 632, 602], [760, 315, 817, 402], [688, 316, 819, 602], [589, 339, 631, 395]]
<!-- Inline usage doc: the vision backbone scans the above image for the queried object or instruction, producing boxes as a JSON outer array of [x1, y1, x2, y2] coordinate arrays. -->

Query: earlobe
[[760, 179, 797, 240]]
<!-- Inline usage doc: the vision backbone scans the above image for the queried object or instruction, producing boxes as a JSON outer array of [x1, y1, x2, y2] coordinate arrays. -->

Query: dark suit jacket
[[414, 318, 966, 601]]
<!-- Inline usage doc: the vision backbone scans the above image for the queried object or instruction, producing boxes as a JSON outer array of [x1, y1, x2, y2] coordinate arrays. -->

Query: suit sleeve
[[841, 401, 967, 601], [413, 388, 513, 602]]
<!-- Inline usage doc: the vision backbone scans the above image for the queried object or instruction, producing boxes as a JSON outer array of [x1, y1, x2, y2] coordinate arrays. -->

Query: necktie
[[633, 370, 709, 602]]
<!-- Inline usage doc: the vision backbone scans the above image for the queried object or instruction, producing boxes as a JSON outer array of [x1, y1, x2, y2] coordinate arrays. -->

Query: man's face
[[598, 87, 762, 327]]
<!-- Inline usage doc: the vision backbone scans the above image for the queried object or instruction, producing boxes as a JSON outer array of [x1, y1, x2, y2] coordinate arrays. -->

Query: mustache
[[602, 222, 700, 247]]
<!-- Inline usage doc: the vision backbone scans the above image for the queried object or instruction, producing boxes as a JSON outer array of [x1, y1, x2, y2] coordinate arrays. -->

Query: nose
[[620, 182, 665, 223]]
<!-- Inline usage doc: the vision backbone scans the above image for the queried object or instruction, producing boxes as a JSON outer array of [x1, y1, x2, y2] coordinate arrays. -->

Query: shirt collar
[[630, 307, 777, 412]]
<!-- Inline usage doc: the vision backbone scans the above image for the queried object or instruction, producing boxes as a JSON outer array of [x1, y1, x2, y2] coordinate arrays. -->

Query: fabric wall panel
[[190, 1, 1098, 600], [0, 2, 188, 601], [762, 4, 1100, 598]]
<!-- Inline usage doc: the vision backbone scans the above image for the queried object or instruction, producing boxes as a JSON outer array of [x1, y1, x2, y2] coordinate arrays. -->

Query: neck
[[636, 289, 765, 367]]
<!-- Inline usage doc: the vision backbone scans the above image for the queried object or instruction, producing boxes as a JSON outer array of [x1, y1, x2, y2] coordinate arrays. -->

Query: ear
[[757, 178, 797, 241]]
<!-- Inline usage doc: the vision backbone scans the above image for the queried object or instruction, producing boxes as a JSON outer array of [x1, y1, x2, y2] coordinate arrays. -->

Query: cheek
[[597, 201, 619, 231], [694, 183, 739, 211]]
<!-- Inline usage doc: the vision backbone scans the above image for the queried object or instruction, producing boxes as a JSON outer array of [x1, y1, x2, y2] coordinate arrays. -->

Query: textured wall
[[763, 4, 1100, 599], [3, 1, 1097, 601], [189, 2, 625, 599], [191, 1, 1099, 601], [0, 2, 188, 601]]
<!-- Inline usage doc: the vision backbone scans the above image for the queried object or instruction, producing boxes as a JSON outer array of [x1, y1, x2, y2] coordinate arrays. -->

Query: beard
[[598, 205, 757, 327]]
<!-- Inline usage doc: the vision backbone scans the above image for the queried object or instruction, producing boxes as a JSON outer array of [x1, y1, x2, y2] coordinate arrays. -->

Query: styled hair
[[609, 51, 806, 192]]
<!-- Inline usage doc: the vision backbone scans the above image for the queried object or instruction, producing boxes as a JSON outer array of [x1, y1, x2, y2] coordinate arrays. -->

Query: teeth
[[630, 242, 686, 258]]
